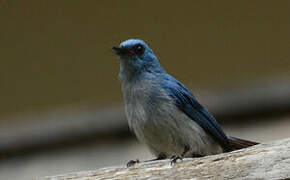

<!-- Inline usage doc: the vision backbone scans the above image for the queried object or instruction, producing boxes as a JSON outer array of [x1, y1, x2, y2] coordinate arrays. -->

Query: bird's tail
[[227, 136, 259, 151]]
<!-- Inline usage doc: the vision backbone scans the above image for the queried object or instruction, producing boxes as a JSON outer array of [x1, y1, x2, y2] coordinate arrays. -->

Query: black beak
[[112, 46, 132, 56]]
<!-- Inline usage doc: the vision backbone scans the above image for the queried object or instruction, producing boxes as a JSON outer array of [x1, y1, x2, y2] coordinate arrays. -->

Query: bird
[[112, 39, 258, 166]]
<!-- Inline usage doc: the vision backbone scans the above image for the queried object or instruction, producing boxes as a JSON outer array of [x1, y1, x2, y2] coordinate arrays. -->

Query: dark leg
[[170, 145, 190, 165], [126, 159, 140, 167], [127, 153, 167, 167], [181, 145, 190, 157]]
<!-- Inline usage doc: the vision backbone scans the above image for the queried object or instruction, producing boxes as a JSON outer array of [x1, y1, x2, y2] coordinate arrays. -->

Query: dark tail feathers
[[227, 136, 259, 151]]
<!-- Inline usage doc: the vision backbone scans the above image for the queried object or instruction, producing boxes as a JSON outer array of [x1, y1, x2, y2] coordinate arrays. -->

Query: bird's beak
[[112, 46, 133, 56]]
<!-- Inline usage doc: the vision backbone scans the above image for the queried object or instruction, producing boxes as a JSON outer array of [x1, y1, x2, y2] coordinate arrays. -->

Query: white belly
[[125, 97, 223, 158]]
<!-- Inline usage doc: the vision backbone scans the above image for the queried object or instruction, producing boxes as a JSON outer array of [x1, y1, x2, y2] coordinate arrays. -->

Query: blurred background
[[1, 1, 290, 179]]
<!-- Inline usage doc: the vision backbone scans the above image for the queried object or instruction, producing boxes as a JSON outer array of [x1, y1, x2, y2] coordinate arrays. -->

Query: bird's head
[[113, 39, 164, 80]]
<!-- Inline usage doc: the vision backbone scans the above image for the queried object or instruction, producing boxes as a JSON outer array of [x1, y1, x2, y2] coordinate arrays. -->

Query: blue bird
[[113, 39, 258, 166]]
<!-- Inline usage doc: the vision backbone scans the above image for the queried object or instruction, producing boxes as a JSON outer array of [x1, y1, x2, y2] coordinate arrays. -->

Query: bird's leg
[[126, 159, 140, 167], [127, 153, 166, 167], [181, 145, 190, 157], [170, 145, 190, 165], [170, 152, 203, 166], [170, 155, 182, 165]]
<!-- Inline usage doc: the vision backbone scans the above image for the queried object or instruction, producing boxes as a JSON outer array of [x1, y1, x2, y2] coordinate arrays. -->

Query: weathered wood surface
[[39, 138, 290, 180]]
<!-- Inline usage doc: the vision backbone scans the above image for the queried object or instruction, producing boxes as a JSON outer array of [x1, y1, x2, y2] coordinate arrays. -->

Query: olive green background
[[1, 1, 290, 117]]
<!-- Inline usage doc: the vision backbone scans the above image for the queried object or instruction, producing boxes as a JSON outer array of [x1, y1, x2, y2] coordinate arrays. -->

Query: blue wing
[[161, 75, 231, 151]]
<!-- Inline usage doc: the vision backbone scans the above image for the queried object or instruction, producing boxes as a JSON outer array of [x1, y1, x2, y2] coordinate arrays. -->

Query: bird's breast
[[122, 80, 172, 129]]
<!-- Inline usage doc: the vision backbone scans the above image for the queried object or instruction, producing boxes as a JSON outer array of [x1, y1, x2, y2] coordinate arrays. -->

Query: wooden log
[[39, 138, 290, 180]]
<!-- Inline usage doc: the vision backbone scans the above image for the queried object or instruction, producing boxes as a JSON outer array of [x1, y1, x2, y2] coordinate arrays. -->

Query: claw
[[126, 159, 140, 167], [170, 155, 183, 165]]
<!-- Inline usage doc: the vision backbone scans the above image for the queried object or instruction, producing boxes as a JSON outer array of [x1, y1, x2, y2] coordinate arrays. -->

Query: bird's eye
[[133, 44, 144, 55]]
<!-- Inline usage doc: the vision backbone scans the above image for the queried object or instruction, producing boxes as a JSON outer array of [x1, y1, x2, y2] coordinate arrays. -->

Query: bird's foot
[[126, 159, 140, 167], [170, 155, 183, 165]]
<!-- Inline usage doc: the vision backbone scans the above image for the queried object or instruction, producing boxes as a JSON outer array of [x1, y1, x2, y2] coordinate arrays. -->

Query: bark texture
[[40, 138, 290, 180]]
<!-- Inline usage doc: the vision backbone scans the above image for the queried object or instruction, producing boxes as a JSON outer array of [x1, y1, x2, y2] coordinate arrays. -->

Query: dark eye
[[133, 44, 144, 55]]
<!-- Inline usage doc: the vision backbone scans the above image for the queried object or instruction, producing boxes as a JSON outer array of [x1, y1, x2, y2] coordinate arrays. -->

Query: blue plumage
[[113, 39, 257, 165], [160, 75, 231, 151]]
